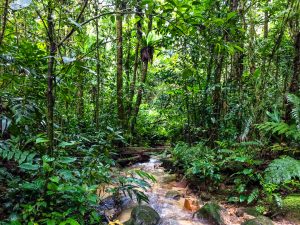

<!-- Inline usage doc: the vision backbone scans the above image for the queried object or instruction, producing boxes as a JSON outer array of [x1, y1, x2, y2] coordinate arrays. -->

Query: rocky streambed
[[100, 156, 299, 225]]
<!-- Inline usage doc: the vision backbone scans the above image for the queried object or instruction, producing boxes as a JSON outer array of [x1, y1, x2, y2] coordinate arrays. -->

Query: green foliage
[[264, 156, 300, 185], [0, 138, 36, 165], [257, 122, 300, 141], [287, 94, 300, 129], [171, 142, 221, 184]]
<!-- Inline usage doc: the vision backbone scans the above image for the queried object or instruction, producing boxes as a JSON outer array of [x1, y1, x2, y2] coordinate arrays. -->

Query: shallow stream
[[116, 156, 297, 225]]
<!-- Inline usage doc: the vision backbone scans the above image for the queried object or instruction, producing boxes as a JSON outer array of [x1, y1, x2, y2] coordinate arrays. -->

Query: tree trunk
[[211, 53, 224, 141], [130, 12, 153, 134], [116, 0, 125, 128], [127, 0, 142, 121], [131, 61, 148, 133], [47, 1, 56, 154], [95, 23, 100, 129], [77, 74, 84, 122], [0, 0, 9, 46]]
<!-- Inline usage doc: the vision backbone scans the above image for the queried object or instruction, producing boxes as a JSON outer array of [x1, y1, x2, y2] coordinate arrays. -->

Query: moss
[[124, 205, 160, 225], [241, 216, 274, 225], [282, 194, 300, 219], [243, 207, 262, 217], [195, 203, 223, 225]]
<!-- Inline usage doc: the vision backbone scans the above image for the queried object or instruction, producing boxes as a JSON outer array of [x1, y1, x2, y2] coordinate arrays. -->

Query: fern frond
[[257, 122, 300, 141], [0, 141, 36, 165], [264, 156, 300, 184], [247, 188, 259, 204], [287, 94, 300, 129]]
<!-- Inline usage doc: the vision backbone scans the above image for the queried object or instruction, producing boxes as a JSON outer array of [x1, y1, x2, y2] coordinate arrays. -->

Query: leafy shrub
[[171, 142, 221, 185], [0, 129, 152, 224]]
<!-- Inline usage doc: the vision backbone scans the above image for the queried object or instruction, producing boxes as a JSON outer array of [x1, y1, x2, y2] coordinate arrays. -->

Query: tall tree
[[116, 0, 125, 128]]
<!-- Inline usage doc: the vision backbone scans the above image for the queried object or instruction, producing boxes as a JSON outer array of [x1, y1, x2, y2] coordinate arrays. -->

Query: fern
[[0, 141, 36, 165], [287, 94, 300, 129], [247, 188, 259, 204], [264, 156, 300, 184], [257, 122, 300, 140]]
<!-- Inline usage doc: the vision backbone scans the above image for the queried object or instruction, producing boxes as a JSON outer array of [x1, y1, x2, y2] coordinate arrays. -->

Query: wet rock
[[97, 195, 132, 222], [124, 205, 160, 225], [195, 202, 224, 225], [183, 198, 199, 211], [165, 190, 181, 200], [200, 192, 212, 201], [161, 174, 177, 183], [282, 194, 300, 220], [235, 208, 244, 217], [241, 216, 274, 225]]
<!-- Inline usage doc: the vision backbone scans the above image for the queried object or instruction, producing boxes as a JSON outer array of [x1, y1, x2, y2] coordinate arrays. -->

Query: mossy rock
[[124, 205, 160, 225], [243, 207, 262, 217], [195, 202, 224, 225], [161, 174, 176, 183], [241, 216, 274, 225], [282, 194, 300, 219], [165, 190, 181, 200]]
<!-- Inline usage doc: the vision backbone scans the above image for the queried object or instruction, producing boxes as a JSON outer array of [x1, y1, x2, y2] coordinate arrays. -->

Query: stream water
[[116, 156, 298, 225]]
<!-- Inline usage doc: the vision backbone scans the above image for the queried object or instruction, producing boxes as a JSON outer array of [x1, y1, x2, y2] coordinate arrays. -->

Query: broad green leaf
[[58, 141, 76, 148], [19, 163, 39, 171], [58, 157, 77, 164], [36, 137, 49, 144], [42, 155, 55, 162], [50, 176, 60, 183]]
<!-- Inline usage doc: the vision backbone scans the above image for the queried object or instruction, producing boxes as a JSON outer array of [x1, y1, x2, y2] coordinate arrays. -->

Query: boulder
[[124, 205, 160, 225], [165, 190, 181, 200], [195, 202, 224, 225], [161, 174, 177, 183], [241, 216, 274, 225]]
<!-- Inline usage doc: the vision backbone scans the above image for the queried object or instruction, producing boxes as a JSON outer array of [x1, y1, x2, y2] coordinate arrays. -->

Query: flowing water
[[116, 156, 298, 225]]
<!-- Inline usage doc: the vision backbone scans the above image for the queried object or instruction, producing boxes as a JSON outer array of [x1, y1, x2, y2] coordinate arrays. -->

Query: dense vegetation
[[0, 0, 299, 224]]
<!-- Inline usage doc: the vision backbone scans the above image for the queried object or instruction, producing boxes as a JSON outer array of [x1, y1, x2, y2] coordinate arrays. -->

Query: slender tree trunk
[[124, 18, 132, 98], [0, 0, 9, 46], [116, 0, 125, 128], [131, 61, 148, 133], [249, 12, 256, 74], [211, 53, 224, 141], [94, 14, 100, 129], [47, 1, 56, 154], [184, 80, 191, 146], [128, 0, 142, 121], [77, 74, 84, 122], [130, 13, 153, 134]]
